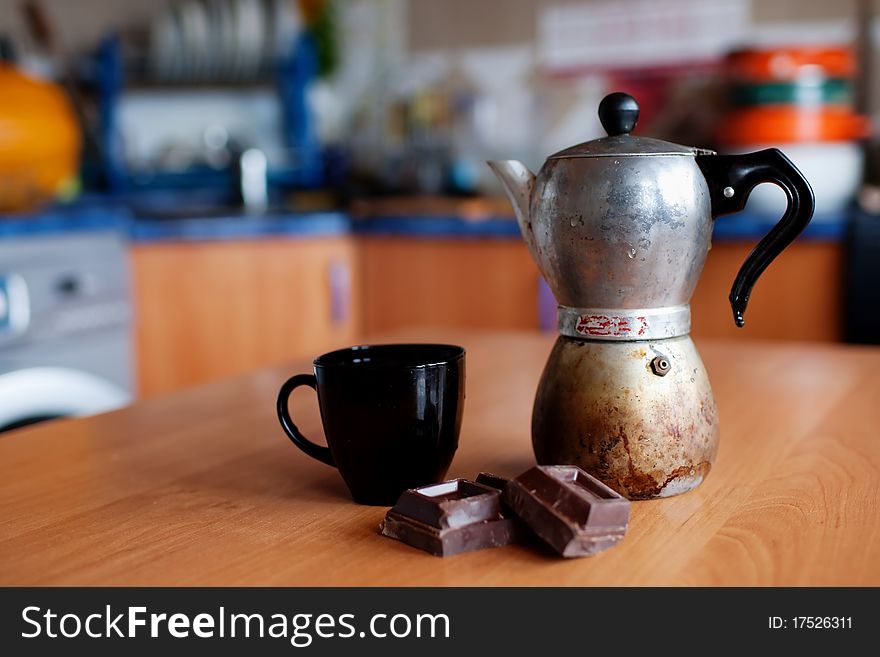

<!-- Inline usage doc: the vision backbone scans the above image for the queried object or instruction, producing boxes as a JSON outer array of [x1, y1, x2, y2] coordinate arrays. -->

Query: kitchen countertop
[[0, 203, 353, 242], [0, 198, 850, 242], [351, 214, 521, 239], [0, 328, 877, 586], [0, 204, 132, 238], [131, 210, 351, 241]]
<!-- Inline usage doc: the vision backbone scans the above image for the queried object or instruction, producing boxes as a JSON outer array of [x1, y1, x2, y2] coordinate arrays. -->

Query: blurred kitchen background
[[1, 0, 879, 431]]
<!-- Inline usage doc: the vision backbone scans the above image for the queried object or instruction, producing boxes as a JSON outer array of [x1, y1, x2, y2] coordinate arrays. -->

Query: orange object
[[725, 47, 856, 82], [717, 106, 870, 145], [0, 63, 81, 212]]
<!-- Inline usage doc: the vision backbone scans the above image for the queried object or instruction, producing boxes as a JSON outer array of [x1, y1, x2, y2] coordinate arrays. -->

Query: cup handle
[[276, 374, 335, 467]]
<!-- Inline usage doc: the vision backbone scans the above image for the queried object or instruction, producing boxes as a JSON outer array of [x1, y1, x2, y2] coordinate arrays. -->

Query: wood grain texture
[[131, 238, 361, 397], [359, 237, 540, 337], [0, 328, 877, 586], [691, 240, 842, 342]]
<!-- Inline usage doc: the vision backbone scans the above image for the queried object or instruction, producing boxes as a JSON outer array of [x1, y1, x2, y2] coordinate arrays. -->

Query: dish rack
[[89, 30, 323, 197]]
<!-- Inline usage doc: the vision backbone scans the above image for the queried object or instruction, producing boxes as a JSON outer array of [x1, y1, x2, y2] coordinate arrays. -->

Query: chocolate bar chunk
[[504, 466, 631, 558], [475, 472, 534, 543], [475, 472, 511, 493], [380, 479, 519, 557]]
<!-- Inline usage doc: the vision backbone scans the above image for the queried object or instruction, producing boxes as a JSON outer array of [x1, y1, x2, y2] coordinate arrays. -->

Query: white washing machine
[[0, 232, 133, 433]]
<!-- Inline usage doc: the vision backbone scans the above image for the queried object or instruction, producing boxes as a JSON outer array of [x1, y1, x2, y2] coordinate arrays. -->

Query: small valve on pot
[[650, 354, 671, 377]]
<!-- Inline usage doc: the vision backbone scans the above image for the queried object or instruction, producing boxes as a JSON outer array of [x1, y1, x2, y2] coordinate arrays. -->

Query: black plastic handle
[[696, 149, 815, 327], [276, 374, 335, 467]]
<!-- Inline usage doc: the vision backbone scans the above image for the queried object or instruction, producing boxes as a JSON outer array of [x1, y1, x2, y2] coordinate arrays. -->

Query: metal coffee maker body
[[489, 93, 814, 499]]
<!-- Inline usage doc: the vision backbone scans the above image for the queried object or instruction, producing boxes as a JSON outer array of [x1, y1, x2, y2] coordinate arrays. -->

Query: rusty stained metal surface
[[488, 154, 714, 312], [532, 335, 719, 500], [529, 155, 713, 311]]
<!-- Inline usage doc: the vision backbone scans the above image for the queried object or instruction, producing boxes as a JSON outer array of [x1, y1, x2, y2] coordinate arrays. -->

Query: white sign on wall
[[538, 0, 749, 73]]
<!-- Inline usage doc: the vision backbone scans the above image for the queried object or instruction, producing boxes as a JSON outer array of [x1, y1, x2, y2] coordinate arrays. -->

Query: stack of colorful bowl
[[718, 47, 870, 218]]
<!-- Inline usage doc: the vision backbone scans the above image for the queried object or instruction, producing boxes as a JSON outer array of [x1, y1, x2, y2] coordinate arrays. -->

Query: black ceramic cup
[[276, 344, 465, 505]]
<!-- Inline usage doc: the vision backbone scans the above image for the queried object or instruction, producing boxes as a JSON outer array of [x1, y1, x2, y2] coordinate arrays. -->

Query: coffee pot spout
[[487, 160, 539, 261]]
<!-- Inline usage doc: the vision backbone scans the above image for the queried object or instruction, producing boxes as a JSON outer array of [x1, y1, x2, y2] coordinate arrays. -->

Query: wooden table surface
[[1, 329, 878, 586]]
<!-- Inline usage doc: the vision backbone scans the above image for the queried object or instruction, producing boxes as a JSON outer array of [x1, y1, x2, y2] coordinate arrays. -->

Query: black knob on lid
[[598, 92, 639, 136]]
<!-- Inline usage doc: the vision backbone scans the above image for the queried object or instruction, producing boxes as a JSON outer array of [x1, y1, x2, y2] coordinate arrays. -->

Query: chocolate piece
[[475, 472, 532, 542], [476, 471, 524, 518], [380, 512, 518, 557], [380, 479, 518, 557], [390, 479, 502, 528], [475, 472, 511, 493], [504, 466, 630, 558]]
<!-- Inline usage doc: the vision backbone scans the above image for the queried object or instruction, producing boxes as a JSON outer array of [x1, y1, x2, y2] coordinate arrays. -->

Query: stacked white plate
[[148, 0, 303, 82]]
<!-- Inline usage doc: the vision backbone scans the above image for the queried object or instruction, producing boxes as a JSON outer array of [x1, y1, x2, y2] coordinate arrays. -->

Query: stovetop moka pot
[[489, 92, 814, 499]]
